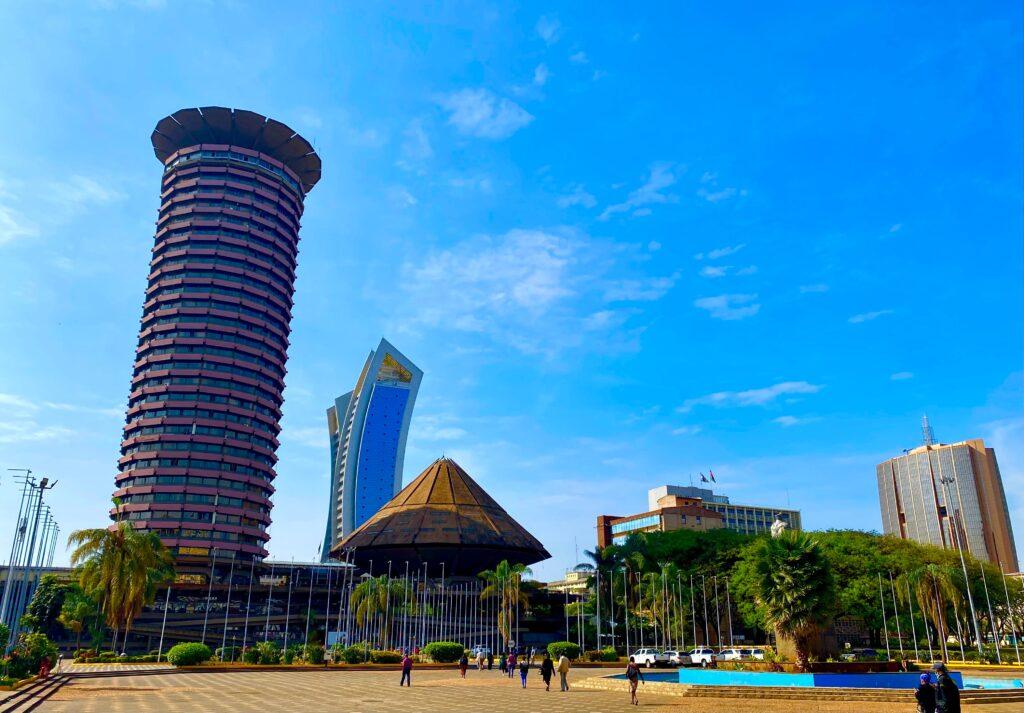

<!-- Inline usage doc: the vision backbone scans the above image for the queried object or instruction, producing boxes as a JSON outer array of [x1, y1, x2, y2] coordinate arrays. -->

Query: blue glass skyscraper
[[321, 338, 422, 561]]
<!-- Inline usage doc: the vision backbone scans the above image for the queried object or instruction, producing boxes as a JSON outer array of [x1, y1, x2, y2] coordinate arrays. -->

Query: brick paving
[[34, 668, 1023, 712]]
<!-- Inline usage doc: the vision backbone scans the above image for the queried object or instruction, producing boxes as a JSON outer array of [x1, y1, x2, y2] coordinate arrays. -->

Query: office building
[[876, 421, 1018, 571], [321, 339, 422, 559], [544, 570, 591, 596], [113, 107, 321, 561], [334, 457, 550, 575], [597, 485, 801, 549]]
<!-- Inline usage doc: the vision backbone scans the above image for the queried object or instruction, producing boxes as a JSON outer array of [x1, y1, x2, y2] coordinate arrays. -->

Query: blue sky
[[0, 1, 1020, 580]]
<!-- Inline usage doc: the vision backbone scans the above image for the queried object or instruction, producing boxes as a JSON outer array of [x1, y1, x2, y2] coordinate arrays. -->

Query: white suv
[[718, 648, 747, 661], [686, 648, 718, 667], [663, 650, 691, 667], [631, 648, 669, 668]]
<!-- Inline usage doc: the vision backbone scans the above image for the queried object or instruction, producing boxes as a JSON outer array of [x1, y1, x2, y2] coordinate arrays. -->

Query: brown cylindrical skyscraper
[[112, 107, 320, 561]]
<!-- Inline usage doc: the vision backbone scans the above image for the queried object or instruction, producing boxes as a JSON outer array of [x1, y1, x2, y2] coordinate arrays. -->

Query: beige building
[[543, 569, 591, 596], [597, 494, 725, 549], [876, 431, 1018, 573]]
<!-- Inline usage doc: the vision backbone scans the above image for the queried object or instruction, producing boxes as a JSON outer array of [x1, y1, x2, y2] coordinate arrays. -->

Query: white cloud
[[0, 392, 118, 444], [678, 381, 823, 413], [773, 415, 818, 427], [42, 401, 122, 417], [0, 392, 38, 411], [557, 184, 596, 208], [889, 223, 902, 234], [0, 422, 76, 444], [693, 293, 760, 320], [412, 415, 469, 442], [0, 204, 38, 245], [700, 266, 728, 278], [583, 309, 636, 331], [534, 63, 550, 86], [599, 163, 678, 220], [438, 89, 534, 140], [569, 51, 588, 64], [449, 176, 494, 194], [735, 265, 758, 276], [697, 172, 745, 203], [672, 425, 702, 436], [48, 175, 125, 206], [536, 15, 560, 44], [281, 426, 326, 449], [800, 283, 829, 293], [397, 119, 433, 173], [387, 186, 418, 208], [694, 244, 745, 260], [890, 371, 914, 381], [591, 69, 607, 81], [647, 241, 662, 252], [603, 274, 678, 302], [848, 309, 893, 324]]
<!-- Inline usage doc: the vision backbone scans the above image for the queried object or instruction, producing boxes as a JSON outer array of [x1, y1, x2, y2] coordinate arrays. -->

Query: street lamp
[[938, 473, 984, 656]]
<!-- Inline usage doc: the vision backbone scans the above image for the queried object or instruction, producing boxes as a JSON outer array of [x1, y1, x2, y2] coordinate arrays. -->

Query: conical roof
[[332, 457, 550, 576]]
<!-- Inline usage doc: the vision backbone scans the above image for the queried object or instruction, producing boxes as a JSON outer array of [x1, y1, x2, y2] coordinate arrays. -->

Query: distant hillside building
[[321, 339, 422, 561], [597, 485, 801, 549], [876, 422, 1018, 572]]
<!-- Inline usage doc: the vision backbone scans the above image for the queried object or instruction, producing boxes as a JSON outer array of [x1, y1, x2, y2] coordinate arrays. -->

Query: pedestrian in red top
[[399, 652, 412, 687]]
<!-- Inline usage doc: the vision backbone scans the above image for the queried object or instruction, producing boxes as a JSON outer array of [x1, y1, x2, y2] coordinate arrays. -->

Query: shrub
[[166, 643, 213, 667], [547, 641, 581, 661], [339, 643, 372, 664], [283, 649, 295, 665], [422, 641, 465, 663], [370, 650, 402, 664], [254, 641, 281, 665], [215, 646, 242, 662], [600, 646, 619, 662], [6, 632, 58, 679], [304, 644, 325, 665], [242, 647, 261, 664]]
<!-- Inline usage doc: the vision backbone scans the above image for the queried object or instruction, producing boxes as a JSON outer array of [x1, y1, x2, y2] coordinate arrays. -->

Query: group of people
[[915, 662, 961, 713]]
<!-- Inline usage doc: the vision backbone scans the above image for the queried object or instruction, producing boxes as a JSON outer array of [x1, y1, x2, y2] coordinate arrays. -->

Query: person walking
[[933, 663, 961, 713], [540, 653, 555, 691], [499, 651, 507, 674], [476, 649, 485, 670], [487, 650, 494, 670], [399, 652, 413, 687], [625, 656, 645, 706], [519, 656, 530, 688], [915, 673, 936, 713], [507, 651, 517, 678], [557, 653, 571, 692], [459, 652, 469, 678]]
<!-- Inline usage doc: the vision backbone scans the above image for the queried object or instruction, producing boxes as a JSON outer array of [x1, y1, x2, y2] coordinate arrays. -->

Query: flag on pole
[[700, 473, 708, 483], [709, 470, 716, 483]]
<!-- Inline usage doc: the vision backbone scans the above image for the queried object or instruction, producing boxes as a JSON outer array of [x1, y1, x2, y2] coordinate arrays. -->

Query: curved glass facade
[[114, 107, 320, 561]]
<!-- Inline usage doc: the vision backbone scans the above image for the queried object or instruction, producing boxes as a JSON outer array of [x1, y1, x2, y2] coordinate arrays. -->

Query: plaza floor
[[24, 668, 1023, 713]]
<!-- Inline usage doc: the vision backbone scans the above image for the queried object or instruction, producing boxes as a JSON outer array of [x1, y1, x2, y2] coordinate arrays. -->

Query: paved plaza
[[19, 668, 1020, 713]]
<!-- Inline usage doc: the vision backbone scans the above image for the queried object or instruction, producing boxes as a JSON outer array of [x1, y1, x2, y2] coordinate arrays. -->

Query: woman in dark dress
[[540, 653, 555, 691]]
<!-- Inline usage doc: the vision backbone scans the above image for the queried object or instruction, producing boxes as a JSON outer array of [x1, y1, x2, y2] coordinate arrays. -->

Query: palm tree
[[350, 574, 410, 648], [67, 504, 174, 653], [58, 587, 97, 652], [750, 531, 836, 671], [899, 563, 960, 659], [478, 560, 531, 647]]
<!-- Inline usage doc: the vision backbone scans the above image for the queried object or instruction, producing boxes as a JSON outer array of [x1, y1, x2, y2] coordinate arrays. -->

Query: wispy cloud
[[699, 264, 757, 278], [799, 283, 829, 293], [773, 415, 818, 427], [411, 414, 468, 442], [890, 371, 914, 381], [889, 223, 902, 234], [556, 184, 597, 209], [599, 163, 678, 220], [694, 244, 745, 260], [848, 309, 893, 324], [387, 185, 418, 208], [438, 89, 534, 140], [0, 392, 118, 444], [569, 51, 588, 64], [693, 293, 760, 320], [678, 381, 823, 413], [603, 274, 679, 302], [48, 175, 125, 207], [398, 118, 433, 171], [536, 15, 560, 44], [281, 426, 326, 449], [697, 172, 745, 203], [672, 425, 702, 436], [534, 63, 550, 86], [42, 401, 122, 417]]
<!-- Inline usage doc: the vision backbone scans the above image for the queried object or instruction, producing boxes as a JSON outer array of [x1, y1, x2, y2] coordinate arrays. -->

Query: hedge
[[166, 643, 212, 666], [370, 650, 403, 664], [547, 641, 582, 661], [584, 647, 619, 662], [338, 643, 372, 664], [422, 641, 465, 663], [242, 647, 261, 664], [304, 644, 325, 664], [254, 641, 281, 664]]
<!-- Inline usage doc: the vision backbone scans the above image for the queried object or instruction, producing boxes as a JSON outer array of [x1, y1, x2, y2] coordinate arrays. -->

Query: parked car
[[718, 648, 746, 661], [748, 648, 766, 660], [631, 648, 670, 668], [686, 648, 718, 667], [663, 650, 691, 667], [841, 648, 879, 662]]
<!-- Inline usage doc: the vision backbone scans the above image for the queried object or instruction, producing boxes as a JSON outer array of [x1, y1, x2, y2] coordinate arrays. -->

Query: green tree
[[68, 507, 174, 653], [58, 586, 98, 651], [743, 531, 836, 671], [22, 574, 70, 638], [478, 560, 531, 647]]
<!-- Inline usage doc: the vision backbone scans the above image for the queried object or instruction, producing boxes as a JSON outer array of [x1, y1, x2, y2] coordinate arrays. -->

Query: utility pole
[[0, 470, 33, 626], [6, 476, 56, 653]]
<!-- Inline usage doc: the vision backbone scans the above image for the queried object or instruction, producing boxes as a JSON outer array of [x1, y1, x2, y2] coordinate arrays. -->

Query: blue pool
[[611, 670, 1023, 690]]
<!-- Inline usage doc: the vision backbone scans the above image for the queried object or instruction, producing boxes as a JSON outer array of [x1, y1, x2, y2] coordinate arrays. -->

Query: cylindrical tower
[[113, 107, 320, 561]]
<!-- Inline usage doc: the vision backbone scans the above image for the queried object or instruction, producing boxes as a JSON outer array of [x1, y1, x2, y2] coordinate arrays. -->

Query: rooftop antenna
[[921, 414, 935, 446]]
